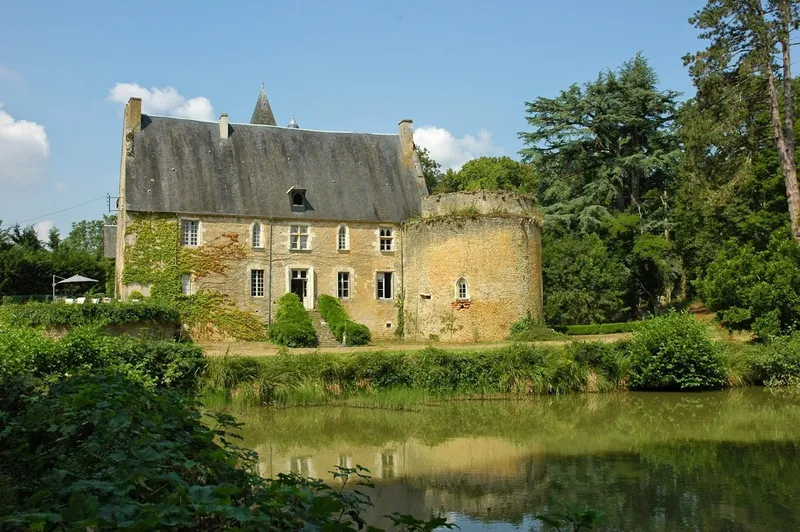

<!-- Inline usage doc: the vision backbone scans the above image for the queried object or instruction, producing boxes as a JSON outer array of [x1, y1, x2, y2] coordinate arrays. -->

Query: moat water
[[213, 388, 800, 531]]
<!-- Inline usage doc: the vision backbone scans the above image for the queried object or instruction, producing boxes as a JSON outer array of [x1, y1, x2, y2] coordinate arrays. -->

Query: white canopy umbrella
[[52, 274, 99, 301]]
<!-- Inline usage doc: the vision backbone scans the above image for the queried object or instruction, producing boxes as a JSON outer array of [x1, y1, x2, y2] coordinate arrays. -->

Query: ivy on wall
[[123, 217, 267, 341]]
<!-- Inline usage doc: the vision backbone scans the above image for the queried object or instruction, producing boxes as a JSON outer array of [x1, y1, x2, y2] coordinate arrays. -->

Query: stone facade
[[110, 91, 543, 342], [403, 191, 543, 342]]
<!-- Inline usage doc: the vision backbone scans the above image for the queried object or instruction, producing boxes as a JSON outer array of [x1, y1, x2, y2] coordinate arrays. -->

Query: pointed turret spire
[[250, 83, 277, 125], [287, 114, 299, 129]]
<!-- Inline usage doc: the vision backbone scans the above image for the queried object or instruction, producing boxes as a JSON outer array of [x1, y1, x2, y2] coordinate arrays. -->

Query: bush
[[626, 311, 726, 390], [508, 311, 564, 341], [0, 325, 205, 394], [0, 374, 442, 531], [0, 300, 180, 329], [745, 335, 800, 386], [567, 341, 628, 386], [698, 232, 800, 340], [268, 293, 318, 347], [317, 295, 371, 346]]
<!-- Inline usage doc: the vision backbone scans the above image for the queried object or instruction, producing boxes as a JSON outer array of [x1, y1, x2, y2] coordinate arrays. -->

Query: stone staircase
[[308, 310, 341, 348]]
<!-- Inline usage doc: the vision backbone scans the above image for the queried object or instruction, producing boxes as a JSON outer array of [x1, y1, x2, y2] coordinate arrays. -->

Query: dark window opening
[[292, 192, 304, 206]]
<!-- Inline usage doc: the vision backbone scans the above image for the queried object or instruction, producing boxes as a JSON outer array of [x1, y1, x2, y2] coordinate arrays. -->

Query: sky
[[0, 0, 707, 239]]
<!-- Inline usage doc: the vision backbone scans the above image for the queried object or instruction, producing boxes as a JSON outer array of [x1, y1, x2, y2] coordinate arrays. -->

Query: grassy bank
[[200, 313, 800, 408]]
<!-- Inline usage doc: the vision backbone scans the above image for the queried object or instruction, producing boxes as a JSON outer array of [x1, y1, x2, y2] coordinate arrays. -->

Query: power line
[[0, 195, 107, 229]]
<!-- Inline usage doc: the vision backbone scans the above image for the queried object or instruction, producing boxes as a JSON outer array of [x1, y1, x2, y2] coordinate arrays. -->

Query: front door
[[290, 269, 312, 309]]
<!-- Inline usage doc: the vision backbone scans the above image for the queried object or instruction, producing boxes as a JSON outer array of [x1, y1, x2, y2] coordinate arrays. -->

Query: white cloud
[[413, 126, 502, 170], [54, 180, 67, 192], [34, 220, 54, 242], [107, 83, 215, 121], [0, 103, 50, 185], [0, 66, 22, 84]]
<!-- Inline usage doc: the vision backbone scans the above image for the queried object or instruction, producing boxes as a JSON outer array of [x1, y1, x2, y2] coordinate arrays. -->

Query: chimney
[[124, 98, 142, 157], [125, 97, 142, 133], [219, 113, 229, 139], [398, 119, 414, 158]]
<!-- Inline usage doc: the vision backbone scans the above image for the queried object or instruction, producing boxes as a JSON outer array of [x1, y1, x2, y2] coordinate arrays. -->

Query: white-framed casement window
[[337, 225, 349, 251], [379, 227, 394, 252], [456, 277, 469, 300], [251, 222, 262, 248], [181, 273, 193, 295], [251, 269, 265, 297], [376, 271, 393, 300], [337, 271, 350, 299], [181, 220, 199, 246], [290, 225, 310, 250]]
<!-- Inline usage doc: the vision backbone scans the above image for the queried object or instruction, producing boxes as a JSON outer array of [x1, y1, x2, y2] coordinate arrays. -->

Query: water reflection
[[210, 388, 800, 531]]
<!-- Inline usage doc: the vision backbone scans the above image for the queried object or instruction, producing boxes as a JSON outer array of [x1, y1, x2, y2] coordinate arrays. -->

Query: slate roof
[[124, 115, 425, 222], [250, 84, 277, 126]]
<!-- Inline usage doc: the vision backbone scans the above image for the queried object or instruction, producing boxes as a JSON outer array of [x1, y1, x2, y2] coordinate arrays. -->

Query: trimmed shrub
[[318, 295, 371, 346], [508, 312, 564, 341], [627, 311, 726, 390], [268, 293, 318, 347], [557, 322, 644, 335], [0, 300, 180, 329]]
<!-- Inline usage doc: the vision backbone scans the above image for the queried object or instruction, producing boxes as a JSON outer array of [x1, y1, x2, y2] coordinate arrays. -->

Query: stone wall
[[121, 214, 403, 340], [402, 192, 542, 342]]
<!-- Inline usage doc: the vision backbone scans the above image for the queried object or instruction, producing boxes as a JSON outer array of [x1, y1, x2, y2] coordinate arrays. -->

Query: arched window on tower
[[252, 222, 262, 248], [337, 225, 349, 251], [456, 277, 469, 300]]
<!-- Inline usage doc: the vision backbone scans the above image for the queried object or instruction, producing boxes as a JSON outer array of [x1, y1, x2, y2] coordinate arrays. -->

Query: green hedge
[[317, 295, 371, 346], [268, 293, 318, 348], [557, 321, 644, 335], [0, 325, 205, 398], [0, 301, 180, 329]]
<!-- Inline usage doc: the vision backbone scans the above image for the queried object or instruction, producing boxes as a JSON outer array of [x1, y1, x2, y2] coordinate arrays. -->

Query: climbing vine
[[123, 216, 267, 341]]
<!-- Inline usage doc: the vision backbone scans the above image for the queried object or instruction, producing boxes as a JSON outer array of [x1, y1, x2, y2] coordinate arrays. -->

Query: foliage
[[542, 234, 629, 325], [122, 217, 267, 341], [268, 293, 318, 348], [535, 502, 607, 531], [698, 232, 800, 340], [0, 216, 113, 299], [0, 325, 205, 394], [558, 322, 644, 335], [508, 311, 564, 341], [0, 374, 447, 531], [627, 311, 726, 390], [414, 146, 443, 193], [317, 294, 371, 346], [202, 343, 650, 405], [743, 335, 800, 386], [0, 300, 179, 329], [437, 156, 538, 194]]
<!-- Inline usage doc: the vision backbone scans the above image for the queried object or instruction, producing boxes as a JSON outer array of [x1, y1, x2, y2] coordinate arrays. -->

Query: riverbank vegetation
[[201, 312, 800, 408]]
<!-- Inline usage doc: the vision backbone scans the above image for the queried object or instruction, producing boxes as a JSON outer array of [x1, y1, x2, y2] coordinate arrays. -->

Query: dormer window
[[287, 186, 307, 212]]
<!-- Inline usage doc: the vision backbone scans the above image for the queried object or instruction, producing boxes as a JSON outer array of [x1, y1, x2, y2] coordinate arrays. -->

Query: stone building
[[107, 87, 542, 341]]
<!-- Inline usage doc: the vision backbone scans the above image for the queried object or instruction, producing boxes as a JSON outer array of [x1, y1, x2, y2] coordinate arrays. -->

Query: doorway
[[290, 269, 312, 309]]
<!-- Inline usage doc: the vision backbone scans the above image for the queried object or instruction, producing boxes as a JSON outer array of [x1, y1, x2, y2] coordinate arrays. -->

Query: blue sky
[[0, 0, 705, 238]]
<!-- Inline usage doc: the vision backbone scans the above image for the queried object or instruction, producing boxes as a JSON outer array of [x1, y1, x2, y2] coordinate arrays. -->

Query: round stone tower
[[402, 190, 543, 342]]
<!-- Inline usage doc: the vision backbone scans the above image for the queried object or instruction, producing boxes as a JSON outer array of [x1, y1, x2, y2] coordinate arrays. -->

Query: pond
[[213, 388, 800, 531]]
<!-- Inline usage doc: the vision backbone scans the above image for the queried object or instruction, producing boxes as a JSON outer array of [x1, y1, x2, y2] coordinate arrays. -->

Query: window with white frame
[[337, 272, 350, 299], [337, 225, 348, 251], [376, 272, 393, 300], [181, 220, 198, 246], [251, 269, 265, 297], [456, 277, 468, 300], [181, 273, 193, 295], [379, 227, 393, 251], [290, 225, 309, 250], [252, 223, 262, 248]]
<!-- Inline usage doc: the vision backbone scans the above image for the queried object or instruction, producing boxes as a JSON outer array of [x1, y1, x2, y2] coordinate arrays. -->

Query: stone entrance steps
[[308, 310, 340, 348]]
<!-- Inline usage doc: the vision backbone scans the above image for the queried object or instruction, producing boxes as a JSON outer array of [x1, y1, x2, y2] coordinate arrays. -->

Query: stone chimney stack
[[124, 98, 142, 157], [398, 119, 414, 159], [219, 113, 229, 139]]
